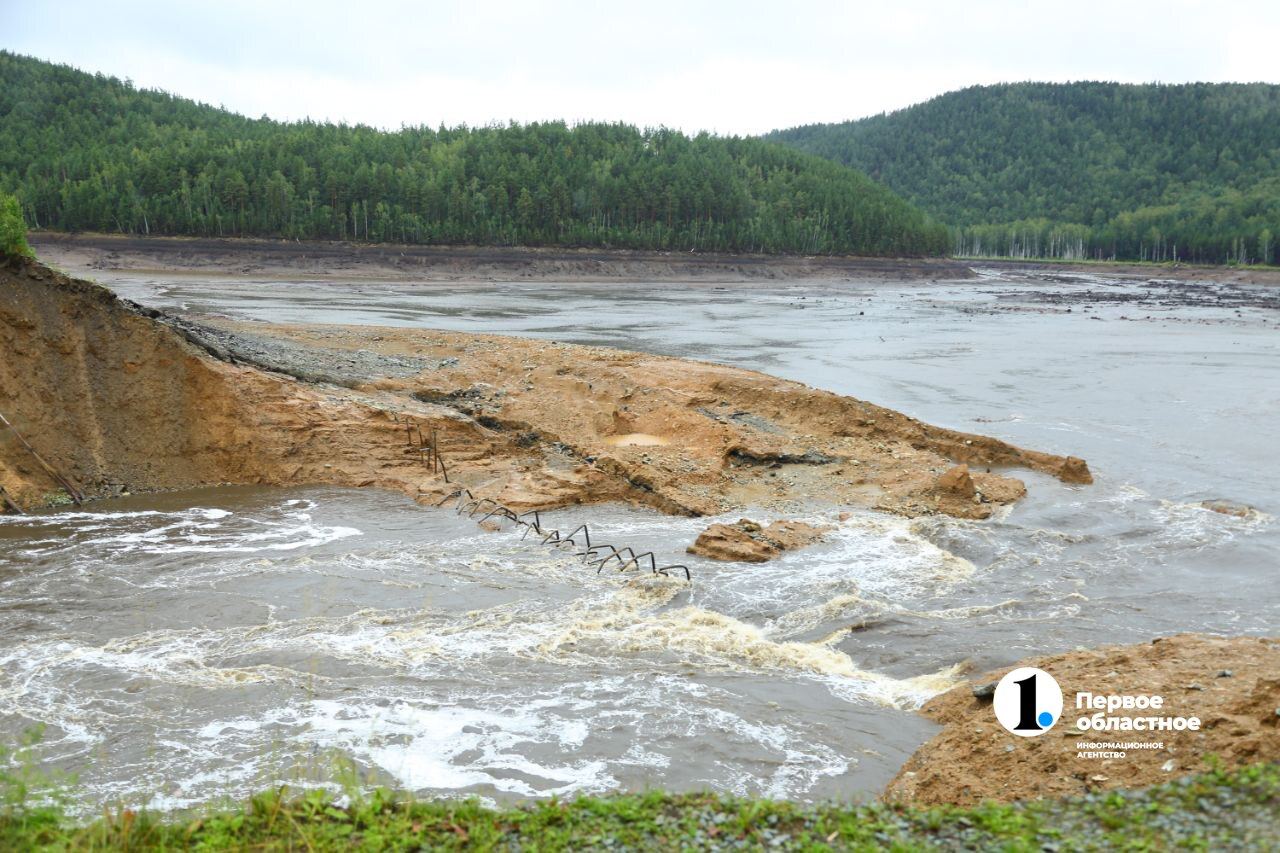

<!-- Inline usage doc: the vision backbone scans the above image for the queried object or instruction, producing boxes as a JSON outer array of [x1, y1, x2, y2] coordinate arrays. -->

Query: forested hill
[[0, 52, 948, 258], [767, 82, 1280, 264]]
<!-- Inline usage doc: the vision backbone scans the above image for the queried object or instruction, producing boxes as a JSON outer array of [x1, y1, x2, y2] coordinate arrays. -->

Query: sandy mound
[[687, 518, 831, 562], [2, 255, 1090, 526], [210, 319, 1091, 518], [884, 634, 1280, 806]]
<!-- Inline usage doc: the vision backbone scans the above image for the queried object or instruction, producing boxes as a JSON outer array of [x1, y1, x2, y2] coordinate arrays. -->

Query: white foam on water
[[0, 500, 361, 559], [0, 568, 959, 743], [0, 497, 1009, 811], [1101, 483, 1153, 506], [73, 747, 281, 815], [580, 674, 851, 797], [300, 699, 611, 796], [184, 694, 615, 800], [564, 507, 976, 611], [1152, 499, 1272, 547], [178, 670, 852, 803], [0, 507, 230, 526], [702, 511, 976, 619], [820, 664, 965, 710]]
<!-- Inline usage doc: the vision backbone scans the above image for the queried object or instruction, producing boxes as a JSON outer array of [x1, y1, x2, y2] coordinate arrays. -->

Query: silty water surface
[[1, 266, 1275, 809]]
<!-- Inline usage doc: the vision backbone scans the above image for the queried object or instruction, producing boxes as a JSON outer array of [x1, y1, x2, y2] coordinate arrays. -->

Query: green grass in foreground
[[1, 761, 1277, 851]]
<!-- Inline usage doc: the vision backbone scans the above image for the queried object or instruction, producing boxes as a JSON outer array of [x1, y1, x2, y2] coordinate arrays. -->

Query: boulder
[[1058, 455, 1093, 484], [687, 518, 830, 563], [1201, 499, 1258, 519], [935, 464, 976, 497]]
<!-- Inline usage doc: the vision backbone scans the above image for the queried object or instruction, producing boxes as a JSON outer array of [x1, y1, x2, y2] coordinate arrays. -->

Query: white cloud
[[4, 0, 1277, 133]]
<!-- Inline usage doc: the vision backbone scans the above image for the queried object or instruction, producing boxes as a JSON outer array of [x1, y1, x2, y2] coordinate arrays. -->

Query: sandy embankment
[[0, 253, 1089, 519], [884, 634, 1280, 806]]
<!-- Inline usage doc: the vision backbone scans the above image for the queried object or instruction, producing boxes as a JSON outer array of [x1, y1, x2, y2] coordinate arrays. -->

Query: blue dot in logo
[[1037, 711, 1054, 727]]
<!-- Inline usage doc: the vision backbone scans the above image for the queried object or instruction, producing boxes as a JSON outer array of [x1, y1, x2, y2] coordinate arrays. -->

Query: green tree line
[[0, 191, 31, 258], [0, 52, 948, 257], [768, 82, 1280, 264]]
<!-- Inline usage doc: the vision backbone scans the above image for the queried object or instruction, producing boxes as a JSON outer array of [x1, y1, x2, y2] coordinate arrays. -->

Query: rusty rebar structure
[[400, 412, 694, 580], [435, 487, 691, 581], [0, 410, 83, 506]]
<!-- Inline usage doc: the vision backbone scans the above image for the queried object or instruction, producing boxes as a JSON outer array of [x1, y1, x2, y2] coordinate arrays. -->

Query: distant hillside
[[0, 52, 948, 258], [767, 82, 1280, 264]]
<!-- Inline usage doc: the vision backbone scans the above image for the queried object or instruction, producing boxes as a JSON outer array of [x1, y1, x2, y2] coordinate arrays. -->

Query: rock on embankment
[[687, 518, 831, 562]]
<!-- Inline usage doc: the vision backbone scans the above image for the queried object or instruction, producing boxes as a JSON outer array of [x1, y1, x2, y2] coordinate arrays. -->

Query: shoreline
[[29, 232, 973, 283], [30, 231, 1280, 286]]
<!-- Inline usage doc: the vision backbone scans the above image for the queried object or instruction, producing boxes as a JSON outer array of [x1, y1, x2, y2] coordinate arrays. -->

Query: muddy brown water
[[2, 264, 1276, 810]]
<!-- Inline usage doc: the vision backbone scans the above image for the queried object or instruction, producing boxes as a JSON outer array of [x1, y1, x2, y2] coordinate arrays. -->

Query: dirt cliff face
[[1, 256, 1091, 520], [0, 256, 557, 511]]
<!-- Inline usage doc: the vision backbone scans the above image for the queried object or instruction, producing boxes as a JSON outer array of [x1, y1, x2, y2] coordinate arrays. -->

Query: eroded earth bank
[[0, 254, 1087, 522]]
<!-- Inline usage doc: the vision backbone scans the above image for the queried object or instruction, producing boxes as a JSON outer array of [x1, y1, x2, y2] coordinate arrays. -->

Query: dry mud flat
[[976, 257, 1280, 287]]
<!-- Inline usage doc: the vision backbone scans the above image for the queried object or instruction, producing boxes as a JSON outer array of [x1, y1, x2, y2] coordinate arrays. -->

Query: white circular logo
[[993, 666, 1062, 737]]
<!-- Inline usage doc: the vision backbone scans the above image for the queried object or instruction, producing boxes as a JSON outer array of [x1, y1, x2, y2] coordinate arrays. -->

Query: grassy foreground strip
[[0, 763, 1276, 851]]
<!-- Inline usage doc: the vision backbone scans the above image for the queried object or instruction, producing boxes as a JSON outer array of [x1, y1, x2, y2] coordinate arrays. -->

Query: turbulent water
[[2, 266, 1276, 810]]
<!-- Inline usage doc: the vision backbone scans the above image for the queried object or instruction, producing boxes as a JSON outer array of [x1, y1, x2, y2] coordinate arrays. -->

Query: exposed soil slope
[[1, 255, 1089, 522], [885, 634, 1280, 806], [0, 256, 573, 511]]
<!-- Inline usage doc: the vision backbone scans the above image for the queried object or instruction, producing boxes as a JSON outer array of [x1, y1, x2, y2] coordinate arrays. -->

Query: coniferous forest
[[767, 81, 1280, 264], [0, 52, 949, 257], [7, 51, 1279, 265]]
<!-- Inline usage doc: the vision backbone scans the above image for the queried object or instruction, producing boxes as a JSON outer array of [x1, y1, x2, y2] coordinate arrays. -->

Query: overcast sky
[[5, 0, 1278, 135]]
